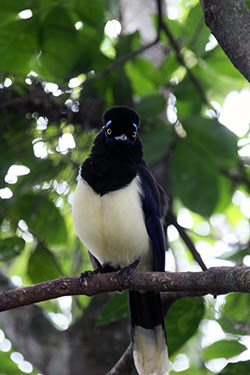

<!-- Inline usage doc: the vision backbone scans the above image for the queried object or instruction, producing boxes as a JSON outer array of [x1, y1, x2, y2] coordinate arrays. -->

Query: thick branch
[[199, 0, 250, 82], [0, 267, 250, 312]]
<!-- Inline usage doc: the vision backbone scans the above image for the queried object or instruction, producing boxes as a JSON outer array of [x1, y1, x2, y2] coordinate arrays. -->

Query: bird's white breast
[[72, 175, 152, 269]]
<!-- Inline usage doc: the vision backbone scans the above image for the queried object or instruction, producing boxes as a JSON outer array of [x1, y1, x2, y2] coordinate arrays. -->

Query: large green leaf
[[0, 0, 32, 23], [74, 0, 106, 32], [96, 291, 129, 326], [184, 4, 210, 57], [34, 7, 78, 81], [174, 76, 203, 119], [203, 340, 247, 361], [125, 59, 161, 96], [0, 17, 38, 75], [11, 193, 67, 245], [141, 124, 174, 164], [134, 95, 167, 120], [0, 237, 25, 261], [116, 31, 140, 58], [28, 243, 61, 283], [166, 297, 205, 357], [171, 138, 219, 216], [219, 360, 250, 375], [223, 293, 250, 324], [182, 116, 238, 168]]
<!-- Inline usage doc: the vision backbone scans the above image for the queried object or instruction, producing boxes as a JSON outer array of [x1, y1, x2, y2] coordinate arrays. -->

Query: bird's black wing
[[137, 163, 168, 271]]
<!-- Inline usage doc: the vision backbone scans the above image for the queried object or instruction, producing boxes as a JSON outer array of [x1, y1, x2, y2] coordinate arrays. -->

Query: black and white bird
[[72, 106, 169, 375]]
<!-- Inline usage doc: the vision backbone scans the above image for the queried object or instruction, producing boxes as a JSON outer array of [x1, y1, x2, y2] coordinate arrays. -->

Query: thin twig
[[106, 343, 134, 375], [156, 0, 217, 113], [167, 212, 207, 271], [83, 38, 160, 86]]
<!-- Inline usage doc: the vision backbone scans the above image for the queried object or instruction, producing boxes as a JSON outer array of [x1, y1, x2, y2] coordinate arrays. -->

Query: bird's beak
[[115, 134, 128, 141]]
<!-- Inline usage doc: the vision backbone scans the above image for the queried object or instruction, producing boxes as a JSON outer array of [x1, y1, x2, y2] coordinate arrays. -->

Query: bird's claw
[[117, 259, 140, 287], [79, 270, 95, 286]]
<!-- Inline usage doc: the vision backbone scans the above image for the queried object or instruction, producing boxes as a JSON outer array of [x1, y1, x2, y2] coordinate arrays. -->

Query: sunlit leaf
[[203, 340, 247, 361], [34, 7, 78, 82], [74, 0, 106, 32], [28, 243, 61, 284], [11, 193, 67, 245], [166, 297, 205, 356], [182, 116, 238, 168], [0, 18, 38, 75]]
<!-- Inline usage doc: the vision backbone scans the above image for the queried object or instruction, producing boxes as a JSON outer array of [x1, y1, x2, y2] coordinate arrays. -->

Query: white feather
[[133, 325, 169, 375], [72, 175, 152, 269]]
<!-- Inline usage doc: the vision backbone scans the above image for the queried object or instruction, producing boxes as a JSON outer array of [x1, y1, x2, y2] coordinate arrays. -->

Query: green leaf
[[74, 0, 106, 32], [34, 7, 78, 82], [96, 291, 129, 326], [116, 31, 140, 58], [223, 293, 250, 323], [0, 350, 24, 373], [203, 340, 247, 361], [219, 360, 250, 375], [214, 175, 233, 213], [171, 138, 219, 216], [0, 237, 25, 261], [0, 0, 33, 23], [0, 18, 38, 75], [182, 116, 238, 168], [28, 243, 61, 283], [174, 76, 203, 119], [11, 193, 67, 245], [184, 4, 210, 57], [125, 60, 160, 96], [166, 297, 205, 357], [134, 95, 167, 120], [205, 46, 245, 80], [141, 124, 174, 164]]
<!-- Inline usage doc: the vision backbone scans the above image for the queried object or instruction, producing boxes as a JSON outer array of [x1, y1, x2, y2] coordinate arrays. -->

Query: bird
[[72, 105, 169, 375]]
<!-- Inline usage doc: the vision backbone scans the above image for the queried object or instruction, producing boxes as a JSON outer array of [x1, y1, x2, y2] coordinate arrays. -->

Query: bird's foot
[[79, 264, 116, 286], [117, 258, 140, 287]]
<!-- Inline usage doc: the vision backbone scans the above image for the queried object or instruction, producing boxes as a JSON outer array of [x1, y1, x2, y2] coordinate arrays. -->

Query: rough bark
[[1, 267, 249, 312], [199, 0, 250, 82]]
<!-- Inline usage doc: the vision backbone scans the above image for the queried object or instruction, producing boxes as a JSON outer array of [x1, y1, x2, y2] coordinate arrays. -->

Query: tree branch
[[84, 37, 160, 86], [106, 343, 134, 375], [156, 0, 214, 111], [83, 0, 162, 87], [1, 267, 250, 312], [199, 0, 250, 82], [167, 212, 207, 271]]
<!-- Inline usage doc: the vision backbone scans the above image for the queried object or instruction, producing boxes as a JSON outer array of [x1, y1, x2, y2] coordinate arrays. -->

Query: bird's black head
[[102, 106, 140, 146]]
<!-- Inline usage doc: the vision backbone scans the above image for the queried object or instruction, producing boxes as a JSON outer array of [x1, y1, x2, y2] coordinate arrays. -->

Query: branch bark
[[1, 267, 250, 312], [199, 0, 250, 82]]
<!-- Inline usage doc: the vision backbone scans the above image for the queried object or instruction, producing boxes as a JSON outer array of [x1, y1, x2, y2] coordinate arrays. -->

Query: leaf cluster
[[0, 1, 249, 374]]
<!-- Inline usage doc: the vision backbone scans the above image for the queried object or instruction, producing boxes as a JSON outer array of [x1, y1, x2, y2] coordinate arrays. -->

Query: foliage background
[[0, 0, 250, 374]]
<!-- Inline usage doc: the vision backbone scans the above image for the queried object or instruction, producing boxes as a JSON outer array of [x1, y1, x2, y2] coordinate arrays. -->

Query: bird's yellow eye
[[107, 128, 112, 135], [132, 131, 137, 138]]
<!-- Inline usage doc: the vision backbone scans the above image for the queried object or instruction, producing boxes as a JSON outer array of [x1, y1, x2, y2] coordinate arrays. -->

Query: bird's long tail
[[129, 290, 168, 375]]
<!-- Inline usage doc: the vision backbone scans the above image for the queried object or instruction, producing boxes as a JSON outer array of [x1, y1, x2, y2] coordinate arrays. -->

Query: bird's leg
[[79, 263, 116, 286], [117, 258, 141, 287]]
